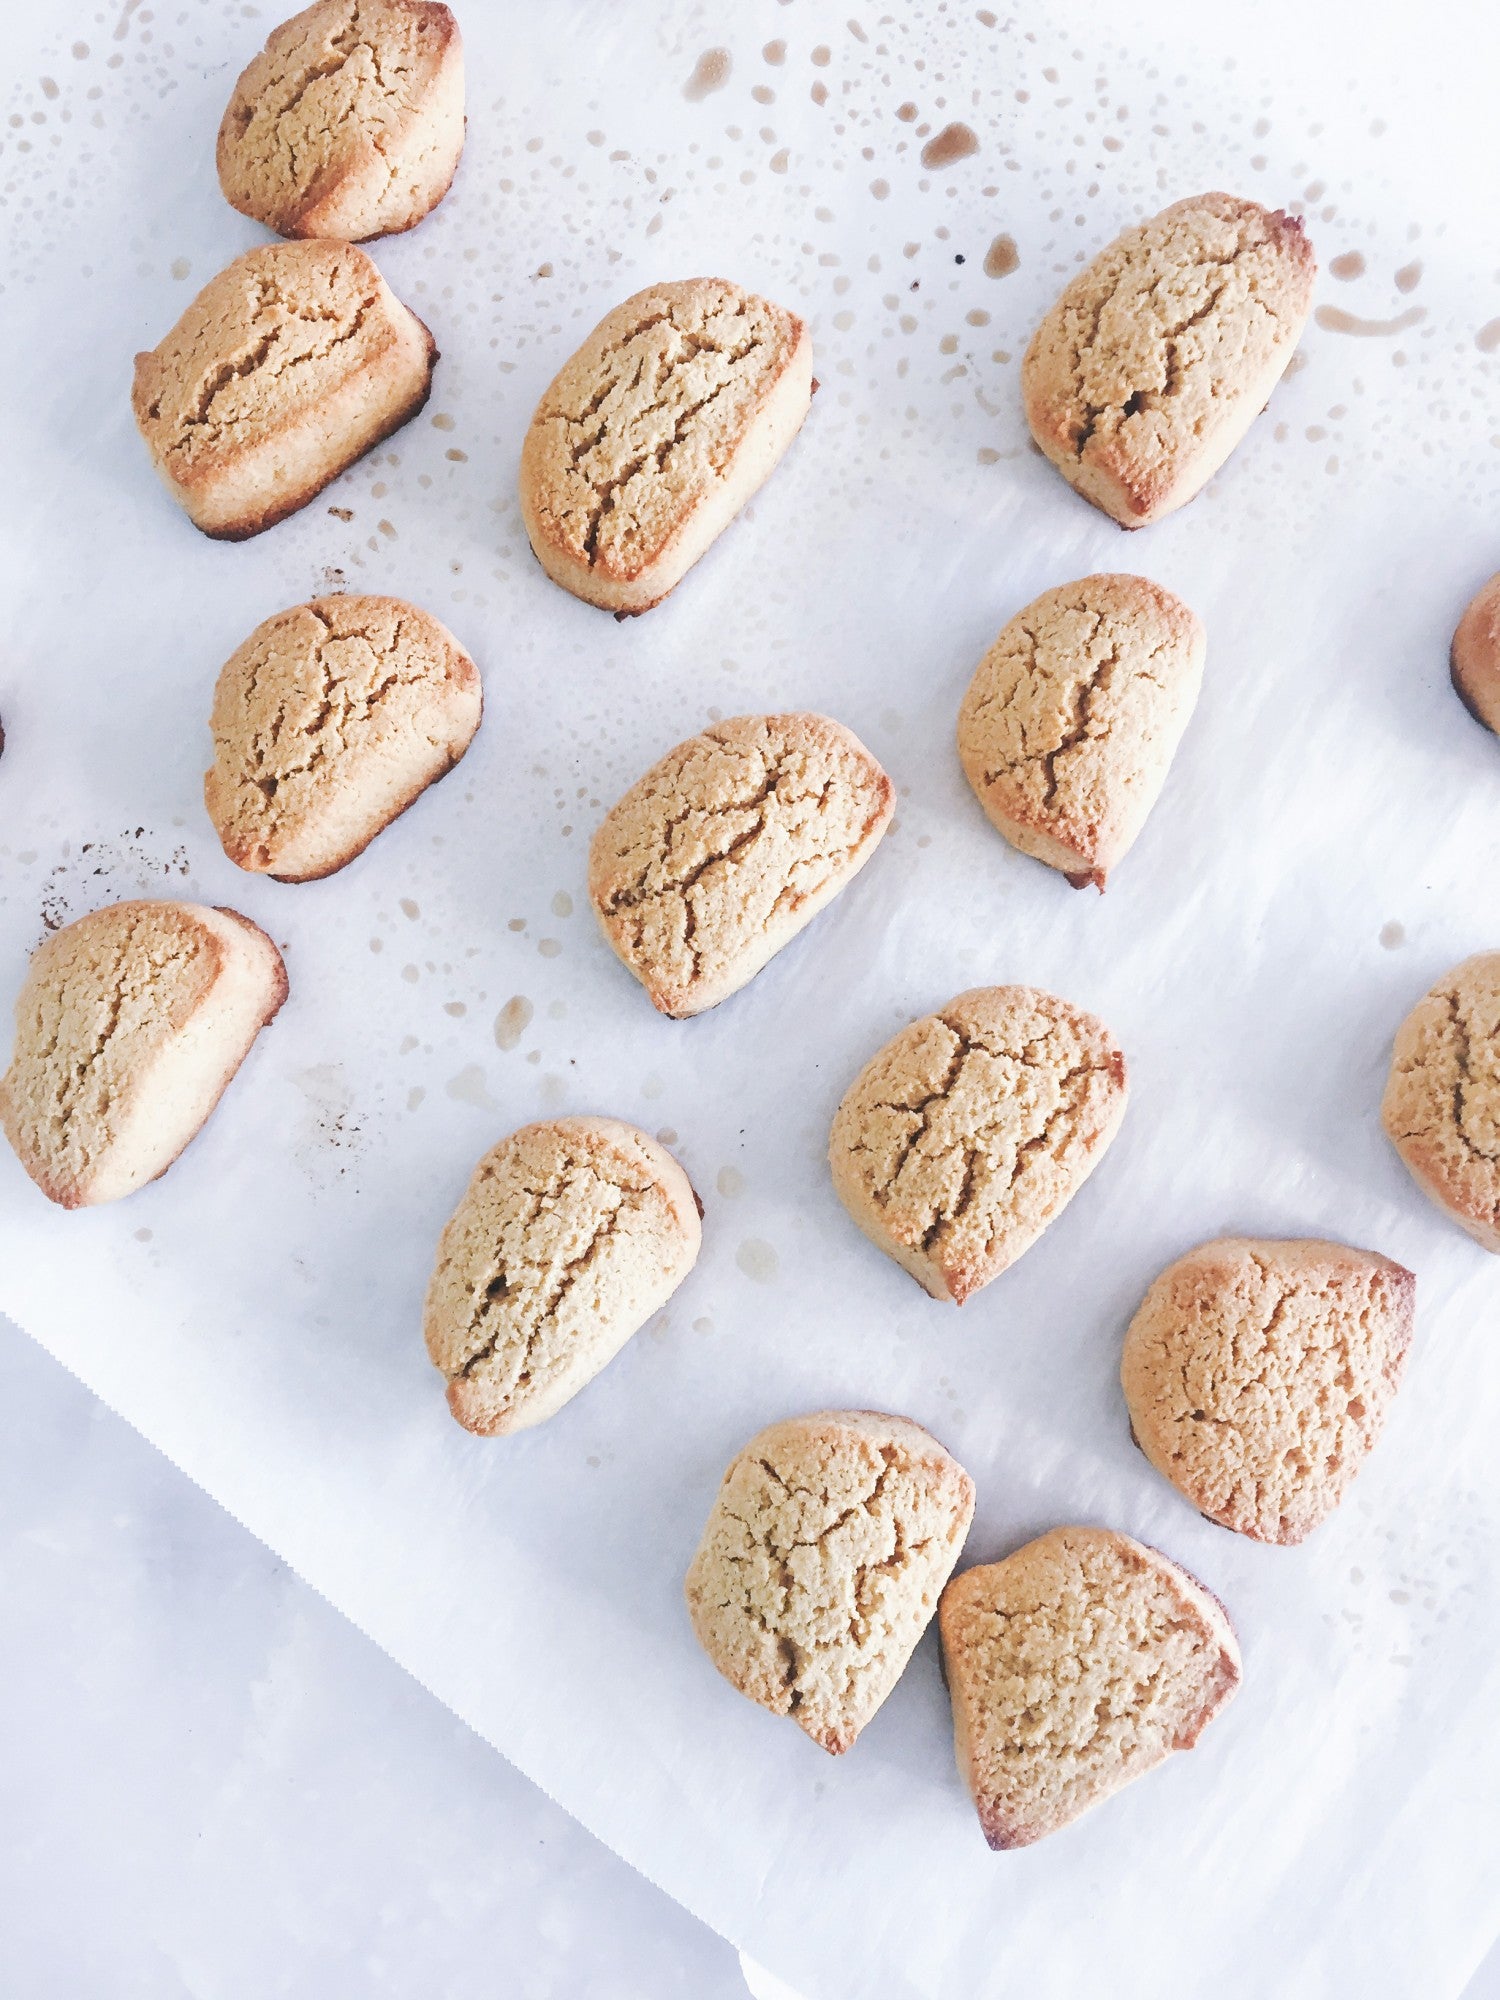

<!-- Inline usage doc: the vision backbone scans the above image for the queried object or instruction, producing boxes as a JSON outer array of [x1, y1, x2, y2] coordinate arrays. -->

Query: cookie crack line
[[170, 295, 378, 456], [445, 1175, 649, 1387]]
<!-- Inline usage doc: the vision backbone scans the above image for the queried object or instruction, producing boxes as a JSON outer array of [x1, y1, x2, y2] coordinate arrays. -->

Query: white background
[[2, 0, 1499, 1993]]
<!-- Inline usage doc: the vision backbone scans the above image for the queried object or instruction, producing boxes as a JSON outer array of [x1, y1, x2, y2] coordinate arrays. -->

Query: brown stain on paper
[[921, 122, 979, 169], [683, 48, 731, 101]]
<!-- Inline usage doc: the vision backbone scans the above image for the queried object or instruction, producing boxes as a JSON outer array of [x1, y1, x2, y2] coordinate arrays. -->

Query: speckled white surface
[[1, 1, 1499, 1996]]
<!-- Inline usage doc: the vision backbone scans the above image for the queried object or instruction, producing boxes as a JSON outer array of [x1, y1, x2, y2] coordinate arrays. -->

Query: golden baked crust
[[956, 573, 1204, 888], [684, 1410, 974, 1754], [1021, 192, 1315, 526], [940, 1526, 1240, 1848], [131, 240, 436, 538], [588, 712, 894, 1017], [1121, 1237, 1415, 1543], [1382, 952, 1500, 1249], [205, 595, 481, 882], [422, 1117, 701, 1436], [1451, 573, 1500, 734], [829, 985, 1128, 1303], [519, 278, 813, 614], [0, 900, 287, 1208], [217, 0, 464, 242]]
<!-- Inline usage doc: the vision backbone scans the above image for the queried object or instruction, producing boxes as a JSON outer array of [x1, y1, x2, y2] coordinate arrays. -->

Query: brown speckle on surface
[[1329, 251, 1366, 280], [495, 996, 533, 1050], [736, 1238, 778, 1283], [716, 1165, 745, 1198], [683, 48, 731, 100], [1477, 318, 1500, 354], [921, 122, 979, 170], [983, 232, 1018, 277], [1315, 304, 1425, 337], [445, 1064, 498, 1111], [762, 39, 786, 64], [1394, 259, 1422, 293], [1380, 922, 1406, 950]]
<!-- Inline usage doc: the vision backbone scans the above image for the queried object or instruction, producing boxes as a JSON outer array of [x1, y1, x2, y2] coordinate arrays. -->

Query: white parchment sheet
[[2, 2, 1498, 1995]]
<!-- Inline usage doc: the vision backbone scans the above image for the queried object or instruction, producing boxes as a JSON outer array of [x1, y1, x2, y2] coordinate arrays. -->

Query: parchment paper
[[2, 2, 1498, 1995]]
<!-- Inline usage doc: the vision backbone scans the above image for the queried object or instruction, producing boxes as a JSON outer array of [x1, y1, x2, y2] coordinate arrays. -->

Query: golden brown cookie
[[423, 1117, 701, 1436], [829, 985, 1128, 1302], [685, 1409, 975, 1753], [588, 713, 893, 1016], [205, 596, 481, 881], [956, 574, 1204, 888], [217, 0, 464, 241], [1121, 1236, 1415, 1543], [519, 278, 813, 614], [940, 1526, 1240, 1848], [0, 901, 287, 1208], [131, 241, 435, 538], [1382, 953, 1500, 1249], [1022, 193, 1315, 526], [1450, 574, 1500, 735]]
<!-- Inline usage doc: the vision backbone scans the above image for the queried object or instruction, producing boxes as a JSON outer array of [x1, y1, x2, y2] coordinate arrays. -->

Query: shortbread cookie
[[132, 241, 436, 539], [589, 713, 894, 1017], [1382, 953, 1500, 1249], [519, 278, 813, 615], [685, 1410, 975, 1754], [1121, 1237, 1416, 1543], [0, 901, 287, 1208], [1022, 193, 1315, 527], [829, 986, 1128, 1303], [205, 595, 481, 882], [940, 1526, 1240, 1848], [957, 574, 1204, 889], [423, 1117, 701, 1436], [1451, 574, 1500, 735], [217, 0, 464, 242]]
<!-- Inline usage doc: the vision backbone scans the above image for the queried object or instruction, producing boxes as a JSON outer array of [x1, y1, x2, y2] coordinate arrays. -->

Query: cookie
[[205, 595, 481, 882], [684, 1410, 975, 1754], [423, 1117, 701, 1436], [217, 0, 464, 242], [1022, 193, 1315, 527], [131, 241, 436, 539], [1450, 574, 1500, 735], [1121, 1237, 1415, 1543], [957, 574, 1205, 889], [0, 901, 287, 1208], [939, 1526, 1240, 1848], [829, 985, 1128, 1303], [588, 713, 894, 1017], [1382, 953, 1500, 1250], [519, 278, 813, 615]]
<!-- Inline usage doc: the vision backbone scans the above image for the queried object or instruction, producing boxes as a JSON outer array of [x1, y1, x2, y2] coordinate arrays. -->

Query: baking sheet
[[2, 2, 1498, 1995]]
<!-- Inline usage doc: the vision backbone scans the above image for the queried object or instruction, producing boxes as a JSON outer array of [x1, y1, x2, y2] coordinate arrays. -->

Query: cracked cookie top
[[829, 985, 1128, 1303], [0, 900, 287, 1209], [423, 1117, 701, 1437], [957, 573, 1204, 889], [684, 1410, 975, 1754], [1382, 952, 1500, 1249], [588, 712, 894, 1017], [1121, 1236, 1415, 1544], [1022, 192, 1315, 526], [132, 241, 432, 498], [1451, 574, 1500, 736], [939, 1526, 1241, 1848], [205, 595, 482, 882], [519, 278, 810, 604], [217, 0, 464, 241]]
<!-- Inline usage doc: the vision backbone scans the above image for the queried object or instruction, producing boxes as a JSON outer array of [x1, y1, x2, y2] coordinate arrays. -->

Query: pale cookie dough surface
[[588, 712, 894, 1017], [939, 1526, 1241, 1849], [1382, 952, 1500, 1250], [1450, 573, 1500, 735], [205, 595, 482, 882], [684, 1410, 974, 1755], [0, 900, 287, 1209], [829, 985, 1128, 1303], [1022, 192, 1315, 527], [1121, 1237, 1415, 1544], [423, 1117, 702, 1437], [519, 277, 813, 614], [131, 240, 435, 539], [957, 573, 1204, 888], [217, 0, 464, 242]]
